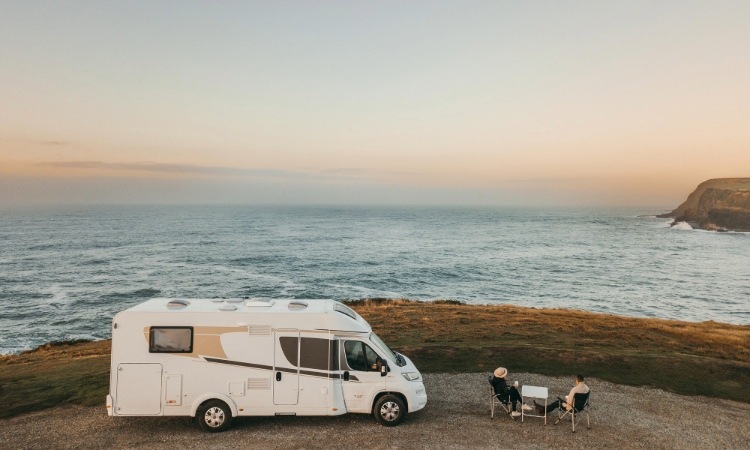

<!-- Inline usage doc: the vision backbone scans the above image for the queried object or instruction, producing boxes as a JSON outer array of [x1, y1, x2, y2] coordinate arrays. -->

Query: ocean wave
[[105, 288, 162, 300], [670, 221, 694, 231], [79, 258, 110, 266], [44, 285, 71, 305], [27, 243, 61, 251], [229, 255, 280, 265]]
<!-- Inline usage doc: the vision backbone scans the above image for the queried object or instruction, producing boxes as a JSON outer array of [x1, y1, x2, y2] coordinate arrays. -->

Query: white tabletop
[[521, 385, 548, 399]]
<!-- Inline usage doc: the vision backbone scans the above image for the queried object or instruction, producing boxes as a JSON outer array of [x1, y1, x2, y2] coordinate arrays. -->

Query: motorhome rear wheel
[[197, 400, 232, 432]]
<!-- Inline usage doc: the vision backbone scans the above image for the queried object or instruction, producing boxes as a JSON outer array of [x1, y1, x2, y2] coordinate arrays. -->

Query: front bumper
[[406, 381, 428, 412]]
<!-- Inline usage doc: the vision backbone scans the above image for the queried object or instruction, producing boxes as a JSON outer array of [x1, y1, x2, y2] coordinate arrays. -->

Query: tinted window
[[364, 344, 380, 370], [299, 337, 330, 371], [149, 327, 193, 353], [344, 340, 381, 372], [279, 337, 337, 371], [279, 336, 299, 366]]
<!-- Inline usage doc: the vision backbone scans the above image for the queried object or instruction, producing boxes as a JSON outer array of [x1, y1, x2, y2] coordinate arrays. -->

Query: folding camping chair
[[488, 375, 515, 419], [554, 391, 591, 432]]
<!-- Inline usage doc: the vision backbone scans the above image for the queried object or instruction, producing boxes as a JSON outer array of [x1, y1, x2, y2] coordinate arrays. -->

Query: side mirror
[[380, 360, 388, 377], [343, 371, 350, 382]]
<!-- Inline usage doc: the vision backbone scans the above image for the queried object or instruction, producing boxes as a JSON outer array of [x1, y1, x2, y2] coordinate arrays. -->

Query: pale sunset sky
[[1, 1, 749, 206]]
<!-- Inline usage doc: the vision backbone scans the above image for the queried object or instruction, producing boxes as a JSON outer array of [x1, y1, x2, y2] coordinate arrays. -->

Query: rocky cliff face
[[659, 178, 750, 231]]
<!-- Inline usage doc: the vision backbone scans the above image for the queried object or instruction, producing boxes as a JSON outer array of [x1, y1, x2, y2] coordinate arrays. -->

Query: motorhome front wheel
[[197, 400, 232, 432], [374, 395, 406, 426]]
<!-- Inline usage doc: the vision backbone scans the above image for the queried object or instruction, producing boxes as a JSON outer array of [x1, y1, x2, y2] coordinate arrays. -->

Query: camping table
[[521, 385, 549, 424]]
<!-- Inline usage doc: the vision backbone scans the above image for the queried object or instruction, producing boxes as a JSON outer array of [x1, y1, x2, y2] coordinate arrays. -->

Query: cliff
[[659, 178, 750, 231]]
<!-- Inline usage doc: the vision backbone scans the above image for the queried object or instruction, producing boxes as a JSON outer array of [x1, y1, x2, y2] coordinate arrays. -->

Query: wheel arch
[[190, 393, 238, 417], [372, 391, 409, 413]]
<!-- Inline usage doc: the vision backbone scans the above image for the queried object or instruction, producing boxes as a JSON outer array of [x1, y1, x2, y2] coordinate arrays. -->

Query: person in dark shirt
[[490, 367, 524, 417]]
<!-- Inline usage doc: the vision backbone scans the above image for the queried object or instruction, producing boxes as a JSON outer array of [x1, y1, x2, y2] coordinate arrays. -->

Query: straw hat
[[494, 367, 508, 378]]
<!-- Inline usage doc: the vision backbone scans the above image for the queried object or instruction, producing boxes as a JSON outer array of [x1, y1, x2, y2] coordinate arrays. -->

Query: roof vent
[[245, 298, 275, 307], [288, 301, 308, 310], [219, 304, 237, 311], [167, 299, 189, 310], [333, 302, 357, 320]]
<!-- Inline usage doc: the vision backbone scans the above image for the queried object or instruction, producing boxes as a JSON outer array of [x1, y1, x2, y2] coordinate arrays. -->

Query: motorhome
[[107, 298, 427, 431]]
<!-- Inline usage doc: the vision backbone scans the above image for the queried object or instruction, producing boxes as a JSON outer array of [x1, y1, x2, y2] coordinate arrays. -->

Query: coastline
[[4, 293, 749, 356], [2, 300, 748, 420]]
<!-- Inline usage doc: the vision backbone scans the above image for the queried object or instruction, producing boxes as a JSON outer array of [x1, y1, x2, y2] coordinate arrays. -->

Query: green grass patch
[[0, 340, 111, 419]]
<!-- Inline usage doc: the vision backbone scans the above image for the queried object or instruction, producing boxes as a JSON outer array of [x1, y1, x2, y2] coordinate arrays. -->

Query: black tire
[[373, 394, 406, 426], [196, 400, 232, 432]]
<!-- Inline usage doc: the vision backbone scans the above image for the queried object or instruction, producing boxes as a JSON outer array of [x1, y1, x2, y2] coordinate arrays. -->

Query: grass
[[1, 300, 748, 419], [0, 340, 111, 419], [348, 300, 750, 402]]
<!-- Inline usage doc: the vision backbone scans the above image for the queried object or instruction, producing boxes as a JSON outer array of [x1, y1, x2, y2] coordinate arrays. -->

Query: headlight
[[401, 372, 421, 381]]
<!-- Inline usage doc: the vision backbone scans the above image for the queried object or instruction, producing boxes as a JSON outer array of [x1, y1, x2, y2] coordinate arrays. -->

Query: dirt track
[[2, 373, 749, 449]]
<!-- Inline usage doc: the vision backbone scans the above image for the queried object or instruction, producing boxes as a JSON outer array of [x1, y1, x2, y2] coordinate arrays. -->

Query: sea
[[1, 205, 748, 354]]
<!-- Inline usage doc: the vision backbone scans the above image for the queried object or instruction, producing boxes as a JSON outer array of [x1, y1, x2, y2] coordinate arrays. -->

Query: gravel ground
[[2, 373, 749, 449]]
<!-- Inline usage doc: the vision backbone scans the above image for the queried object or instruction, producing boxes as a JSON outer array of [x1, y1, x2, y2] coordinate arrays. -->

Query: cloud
[[36, 160, 417, 184], [498, 177, 591, 185], [38, 140, 69, 146], [319, 167, 371, 176], [318, 167, 417, 178], [0, 137, 70, 147], [37, 160, 300, 178], [35, 161, 421, 184]]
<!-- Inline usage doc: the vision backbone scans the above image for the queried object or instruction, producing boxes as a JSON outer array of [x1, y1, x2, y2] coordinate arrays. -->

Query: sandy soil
[[2, 373, 749, 449]]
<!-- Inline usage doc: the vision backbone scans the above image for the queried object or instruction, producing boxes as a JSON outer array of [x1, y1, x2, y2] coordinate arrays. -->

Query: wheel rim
[[204, 406, 226, 428], [380, 401, 400, 421]]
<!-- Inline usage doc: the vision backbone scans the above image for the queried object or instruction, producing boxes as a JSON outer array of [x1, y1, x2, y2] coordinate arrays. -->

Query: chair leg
[[554, 409, 568, 426]]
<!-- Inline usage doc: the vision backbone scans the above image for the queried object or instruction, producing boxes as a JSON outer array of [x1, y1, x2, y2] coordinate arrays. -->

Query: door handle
[[276, 371, 282, 381]]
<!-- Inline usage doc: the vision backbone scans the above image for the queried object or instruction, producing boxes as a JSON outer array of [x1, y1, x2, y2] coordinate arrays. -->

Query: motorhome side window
[[344, 340, 380, 372], [149, 327, 193, 353]]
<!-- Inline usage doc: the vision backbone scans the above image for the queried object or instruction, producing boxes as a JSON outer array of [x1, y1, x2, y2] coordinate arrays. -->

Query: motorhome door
[[340, 339, 386, 413], [274, 329, 300, 405]]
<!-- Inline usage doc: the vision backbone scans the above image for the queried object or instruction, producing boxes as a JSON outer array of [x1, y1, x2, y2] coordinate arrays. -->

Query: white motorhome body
[[107, 298, 427, 431]]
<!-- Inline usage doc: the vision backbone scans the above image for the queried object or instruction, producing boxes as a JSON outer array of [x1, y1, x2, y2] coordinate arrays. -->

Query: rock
[[659, 178, 750, 231]]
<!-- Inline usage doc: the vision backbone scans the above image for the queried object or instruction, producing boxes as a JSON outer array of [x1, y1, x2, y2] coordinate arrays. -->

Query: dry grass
[[1, 301, 748, 419], [347, 300, 750, 402]]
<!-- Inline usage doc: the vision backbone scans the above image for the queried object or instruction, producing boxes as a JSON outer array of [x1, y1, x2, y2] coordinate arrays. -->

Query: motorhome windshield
[[369, 333, 406, 366]]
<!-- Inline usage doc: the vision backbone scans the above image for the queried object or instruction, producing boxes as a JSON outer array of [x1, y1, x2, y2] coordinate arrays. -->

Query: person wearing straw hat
[[490, 367, 526, 417]]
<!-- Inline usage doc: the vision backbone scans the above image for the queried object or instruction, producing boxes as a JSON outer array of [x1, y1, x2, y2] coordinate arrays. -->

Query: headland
[[659, 178, 750, 231]]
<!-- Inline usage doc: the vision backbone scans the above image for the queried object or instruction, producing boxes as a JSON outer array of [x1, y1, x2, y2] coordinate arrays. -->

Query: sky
[[1, 1, 749, 207]]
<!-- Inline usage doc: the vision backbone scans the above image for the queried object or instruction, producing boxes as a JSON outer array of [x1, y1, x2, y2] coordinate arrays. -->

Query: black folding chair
[[554, 391, 591, 432], [488, 375, 515, 420]]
